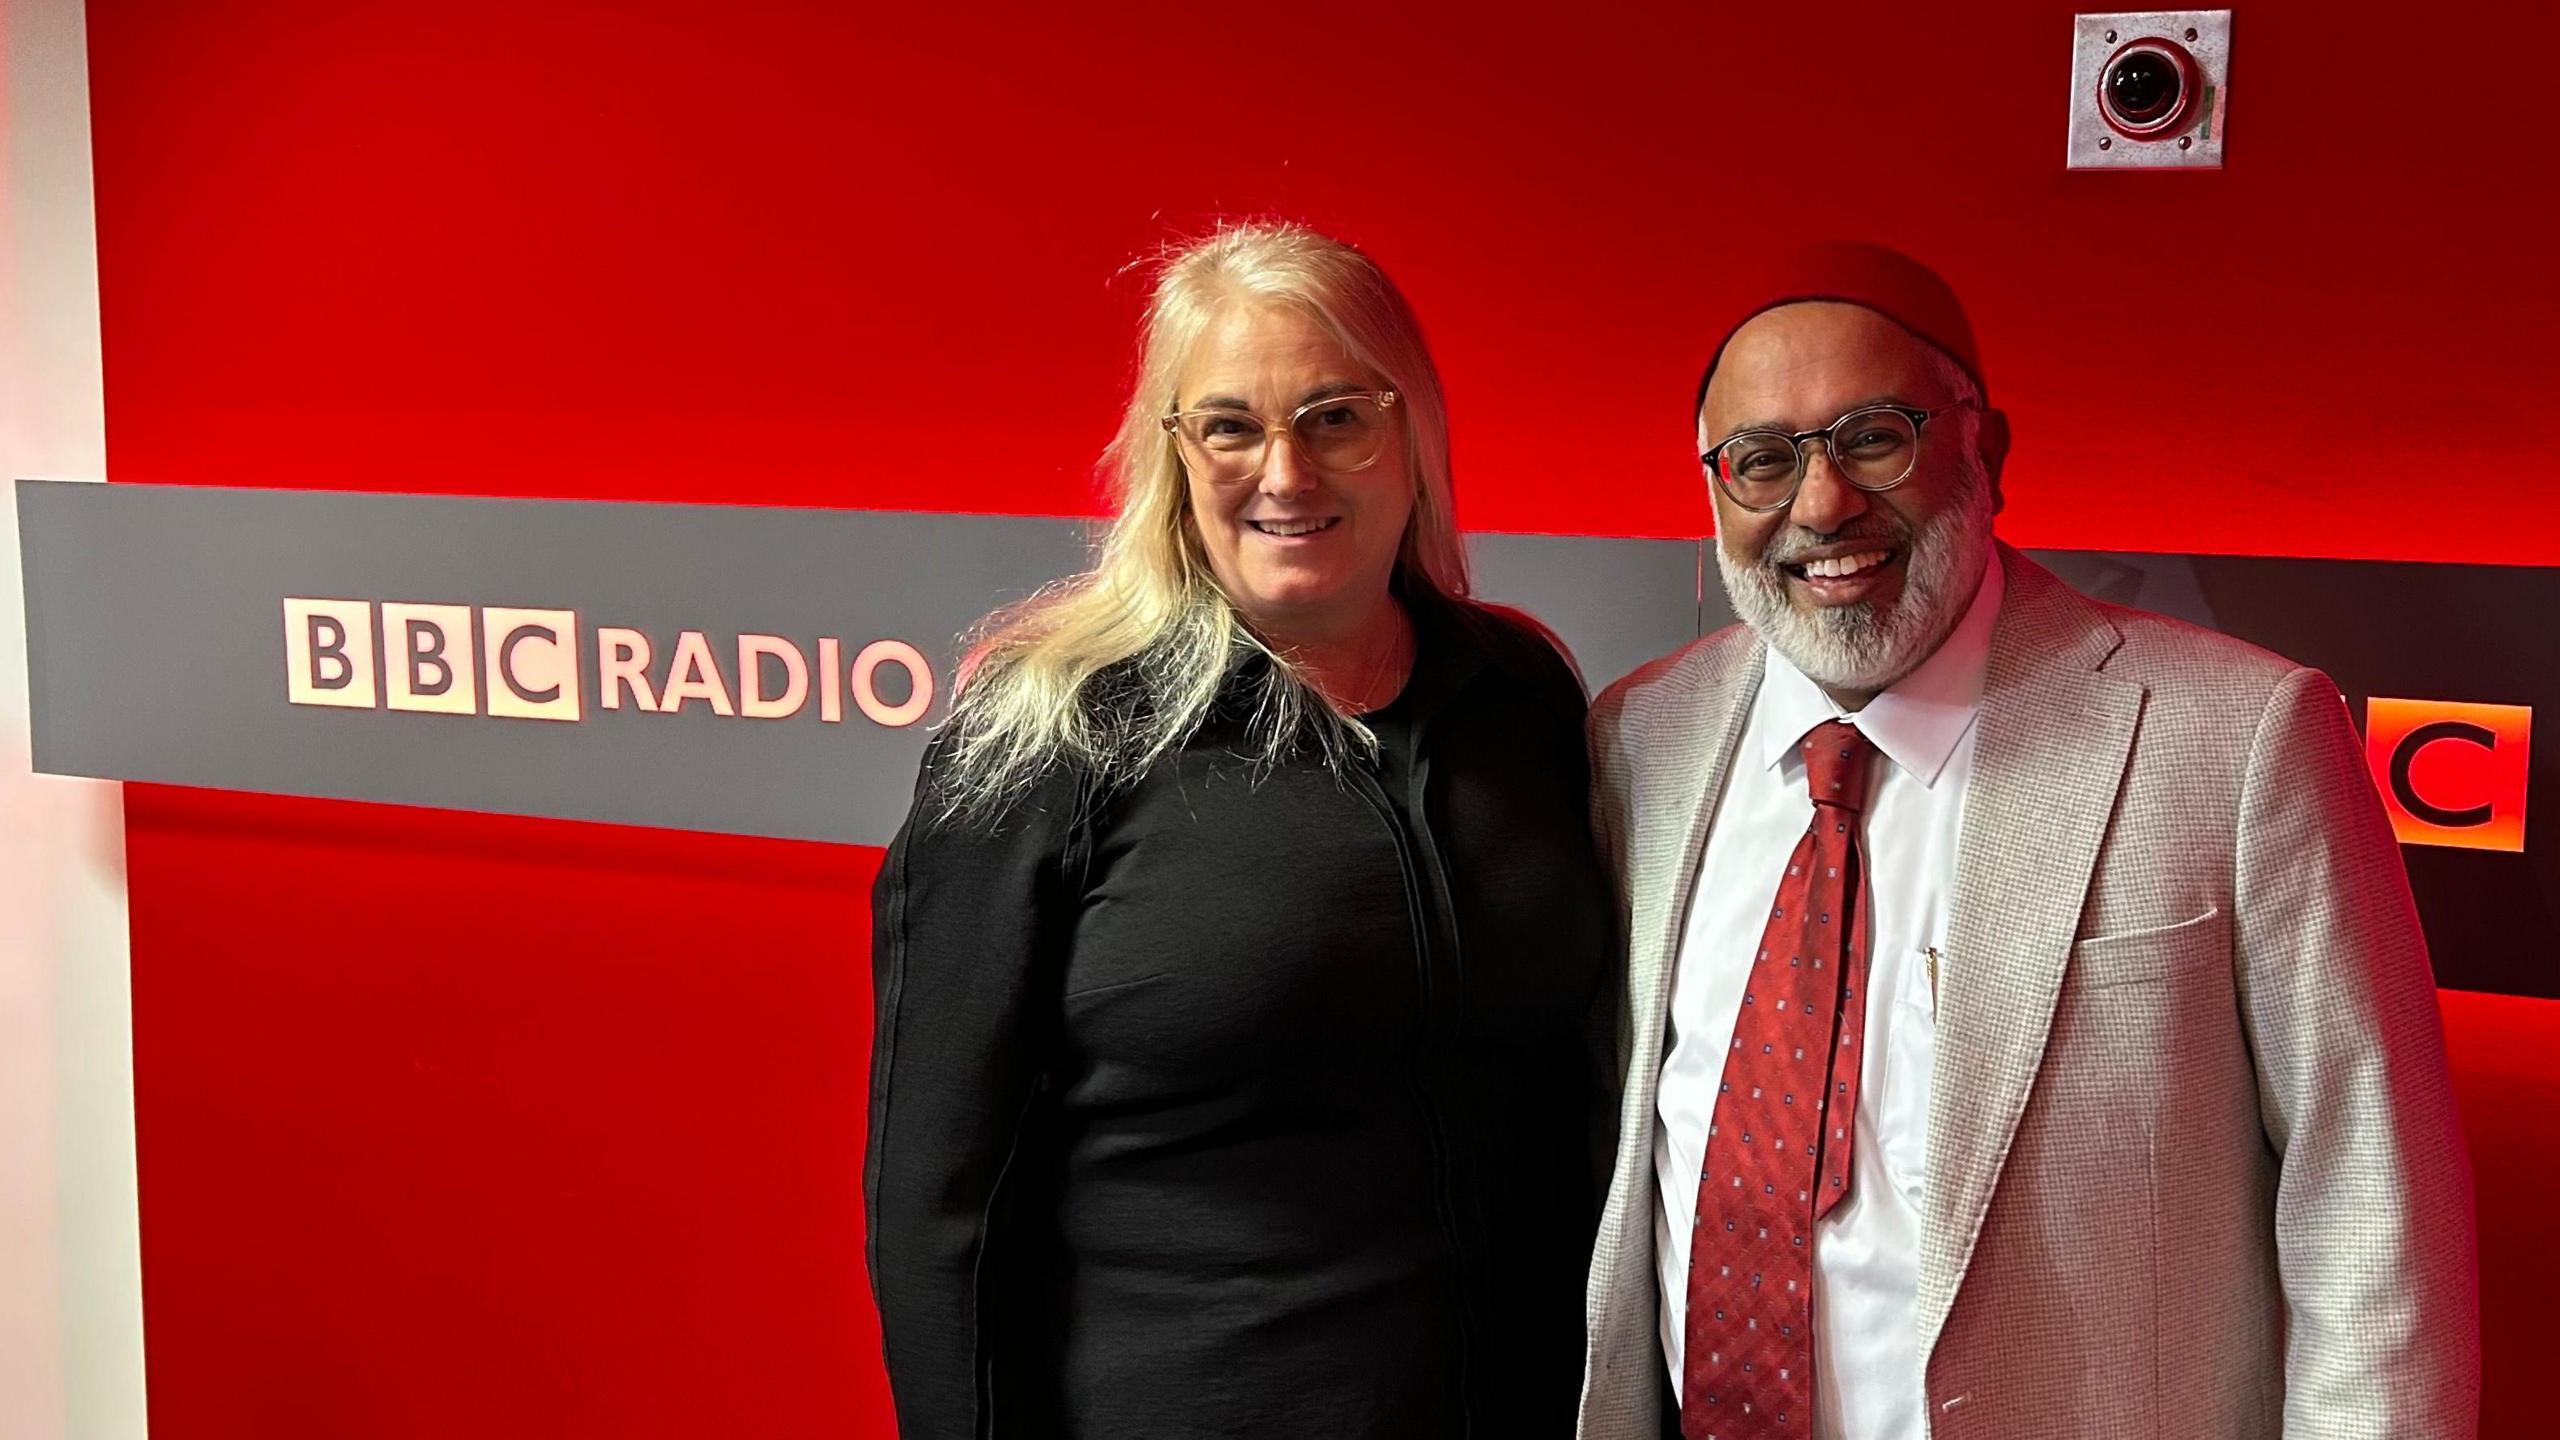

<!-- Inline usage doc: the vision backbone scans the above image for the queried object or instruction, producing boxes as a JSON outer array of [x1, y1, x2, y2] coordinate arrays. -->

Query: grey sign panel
[[2029, 548, 2221, 630], [19, 481, 1093, 844], [25, 481, 2560, 995], [1467, 532, 1701, 695], [16, 482, 1699, 846]]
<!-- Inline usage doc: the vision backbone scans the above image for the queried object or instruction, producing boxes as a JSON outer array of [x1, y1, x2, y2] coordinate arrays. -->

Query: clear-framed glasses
[[1160, 390, 1400, 485], [1702, 399, 1976, 513]]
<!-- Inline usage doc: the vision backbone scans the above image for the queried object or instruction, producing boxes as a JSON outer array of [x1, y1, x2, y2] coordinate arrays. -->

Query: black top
[[865, 596, 1615, 1439]]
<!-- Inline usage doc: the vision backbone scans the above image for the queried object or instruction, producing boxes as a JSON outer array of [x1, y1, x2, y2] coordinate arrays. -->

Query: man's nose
[[1787, 444, 1869, 534]]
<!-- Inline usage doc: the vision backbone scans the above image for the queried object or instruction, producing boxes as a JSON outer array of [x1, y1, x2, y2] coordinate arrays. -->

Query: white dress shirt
[[1654, 554, 2004, 1439]]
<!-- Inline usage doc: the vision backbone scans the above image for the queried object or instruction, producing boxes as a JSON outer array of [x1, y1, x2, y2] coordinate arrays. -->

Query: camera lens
[[2105, 51, 2184, 126], [2096, 40, 2198, 139]]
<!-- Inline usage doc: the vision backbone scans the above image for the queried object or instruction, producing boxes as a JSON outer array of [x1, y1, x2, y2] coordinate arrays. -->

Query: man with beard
[[1575, 243, 2478, 1440]]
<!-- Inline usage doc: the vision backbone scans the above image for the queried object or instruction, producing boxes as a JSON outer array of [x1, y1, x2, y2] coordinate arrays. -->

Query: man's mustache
[[1756, 520, 1914, 569]]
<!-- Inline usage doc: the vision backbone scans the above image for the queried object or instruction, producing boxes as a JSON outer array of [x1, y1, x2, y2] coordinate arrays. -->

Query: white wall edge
[[3, 0, 147, 1435]]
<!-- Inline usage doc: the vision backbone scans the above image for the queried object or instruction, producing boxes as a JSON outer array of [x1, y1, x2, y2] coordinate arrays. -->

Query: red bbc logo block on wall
[[2363, 698, 2532, 853]]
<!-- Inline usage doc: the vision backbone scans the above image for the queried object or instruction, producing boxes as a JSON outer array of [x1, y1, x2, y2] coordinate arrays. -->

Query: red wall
[[84, 1, 2555, 1434]]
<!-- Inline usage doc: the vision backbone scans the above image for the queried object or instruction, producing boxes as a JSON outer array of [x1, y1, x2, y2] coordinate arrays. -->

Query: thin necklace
[[1343, 606, 1414, 712]]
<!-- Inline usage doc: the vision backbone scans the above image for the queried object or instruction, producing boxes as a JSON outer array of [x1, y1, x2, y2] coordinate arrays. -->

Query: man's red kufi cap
[[1695, 241, 1986, 413]]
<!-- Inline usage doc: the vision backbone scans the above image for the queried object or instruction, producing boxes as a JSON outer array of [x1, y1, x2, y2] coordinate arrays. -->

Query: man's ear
[[1975, 406, 2012, 514]]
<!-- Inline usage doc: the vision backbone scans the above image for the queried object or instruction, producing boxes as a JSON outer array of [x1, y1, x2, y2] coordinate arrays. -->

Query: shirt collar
[[1755, 548, 2006, 789]]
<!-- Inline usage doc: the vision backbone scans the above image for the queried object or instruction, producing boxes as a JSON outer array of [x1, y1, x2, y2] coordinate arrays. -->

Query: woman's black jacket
[[865, 598, 1616, 1438]]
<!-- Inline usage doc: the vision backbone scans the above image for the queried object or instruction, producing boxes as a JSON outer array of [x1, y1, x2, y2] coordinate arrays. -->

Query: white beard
[[1715, 473, 1996, 695]]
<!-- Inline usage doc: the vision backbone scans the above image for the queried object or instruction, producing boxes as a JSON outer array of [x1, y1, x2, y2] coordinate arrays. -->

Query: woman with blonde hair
[[866, 221, 1611, 1438]]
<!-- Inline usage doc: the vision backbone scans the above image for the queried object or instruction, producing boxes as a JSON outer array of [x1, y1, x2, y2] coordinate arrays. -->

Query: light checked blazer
[[1577, 544, 2480, 1439]]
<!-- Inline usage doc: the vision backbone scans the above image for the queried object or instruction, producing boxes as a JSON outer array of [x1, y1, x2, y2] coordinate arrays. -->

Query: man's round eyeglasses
[[1702, 399, 1975, 513], [1162, 390, 1399, 485]]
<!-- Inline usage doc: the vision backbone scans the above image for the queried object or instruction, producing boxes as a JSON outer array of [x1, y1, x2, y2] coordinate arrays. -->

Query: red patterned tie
[[1681, 720, 1876, 1440]]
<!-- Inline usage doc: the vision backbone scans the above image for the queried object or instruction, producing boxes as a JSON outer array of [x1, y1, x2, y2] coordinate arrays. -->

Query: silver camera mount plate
[[2068, 10, 2232, 171]]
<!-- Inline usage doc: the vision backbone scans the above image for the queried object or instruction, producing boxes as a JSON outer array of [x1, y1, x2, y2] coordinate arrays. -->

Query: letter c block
[[483, 607, 583, 722]]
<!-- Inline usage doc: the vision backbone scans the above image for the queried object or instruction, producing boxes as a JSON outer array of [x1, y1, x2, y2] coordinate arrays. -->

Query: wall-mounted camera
[[2068, 11, 2229, 170]]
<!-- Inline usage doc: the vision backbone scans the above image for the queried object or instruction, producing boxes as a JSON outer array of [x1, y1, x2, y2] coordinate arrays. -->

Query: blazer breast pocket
[[2069, 905, 2226, 990]]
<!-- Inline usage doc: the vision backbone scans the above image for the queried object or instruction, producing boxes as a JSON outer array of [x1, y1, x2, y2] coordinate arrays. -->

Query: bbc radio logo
[[2364, 698, 2531, 853], [282, 599, 935, 728]]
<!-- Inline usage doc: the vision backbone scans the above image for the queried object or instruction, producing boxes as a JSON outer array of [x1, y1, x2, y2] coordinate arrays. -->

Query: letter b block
[[283, 598, 378, 709], [383, 603, 479, 715]]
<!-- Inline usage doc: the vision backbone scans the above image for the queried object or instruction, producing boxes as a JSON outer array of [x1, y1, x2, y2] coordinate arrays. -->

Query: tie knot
[[1802, 720, 1876, 813]]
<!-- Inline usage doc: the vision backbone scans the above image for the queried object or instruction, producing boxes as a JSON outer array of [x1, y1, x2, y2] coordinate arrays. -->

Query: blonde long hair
[[936, 222, 1471, 817]]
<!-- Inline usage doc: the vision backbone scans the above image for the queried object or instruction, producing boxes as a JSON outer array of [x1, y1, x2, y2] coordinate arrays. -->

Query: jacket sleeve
[[2234, 667, 2480, 1436], [1580, 681, 1639, 1202], [865, 742, 1079, 1439], [1584, 680, 1638, 1071]]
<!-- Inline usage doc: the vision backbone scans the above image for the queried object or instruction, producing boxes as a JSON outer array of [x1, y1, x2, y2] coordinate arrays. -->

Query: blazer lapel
[[1916, 546, 2144, 1356], [1626, 637, 1766, 1073]]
